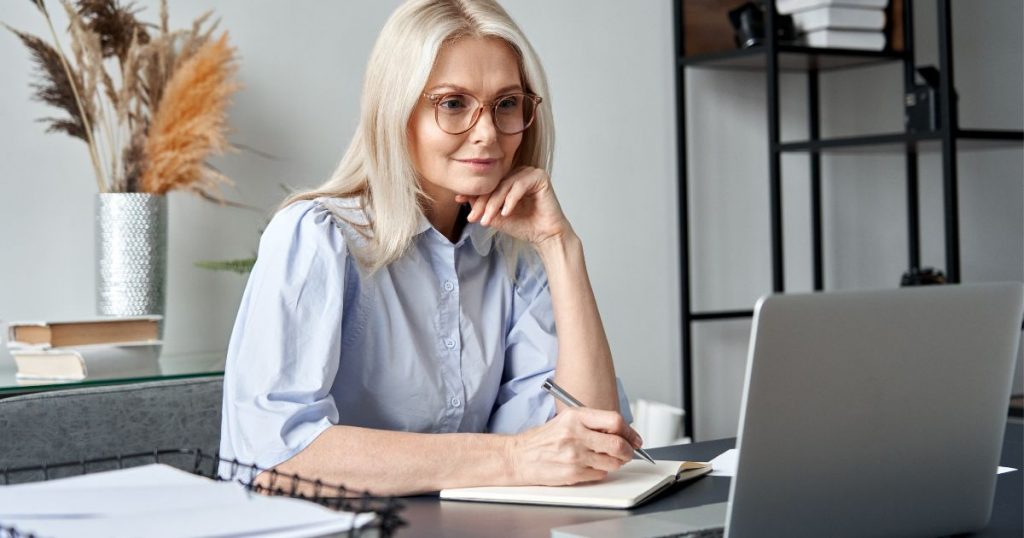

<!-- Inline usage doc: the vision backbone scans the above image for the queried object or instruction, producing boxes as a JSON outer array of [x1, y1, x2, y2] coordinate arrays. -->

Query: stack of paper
[[777, 0, 890, 51], [0, 464, 376, 537]]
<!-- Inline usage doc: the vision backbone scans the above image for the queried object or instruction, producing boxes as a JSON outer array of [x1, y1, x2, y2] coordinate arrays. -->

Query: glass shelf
[[0, 351, 225, 397]]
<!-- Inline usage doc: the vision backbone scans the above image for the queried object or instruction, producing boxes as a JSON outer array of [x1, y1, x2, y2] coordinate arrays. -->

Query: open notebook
[[440, 460, 711, 509], [0, 464, 375, 537]]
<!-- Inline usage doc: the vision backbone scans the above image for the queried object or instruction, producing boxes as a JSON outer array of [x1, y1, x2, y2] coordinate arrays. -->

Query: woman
[[219, 0, 643, 496]]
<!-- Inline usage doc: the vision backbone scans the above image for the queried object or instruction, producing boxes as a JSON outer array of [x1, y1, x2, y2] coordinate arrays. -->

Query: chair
[[0, 376, 223, 483]]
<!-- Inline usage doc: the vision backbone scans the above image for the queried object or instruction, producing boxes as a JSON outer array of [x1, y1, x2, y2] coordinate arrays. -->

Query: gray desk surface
[[397, 423, 1023, 537]]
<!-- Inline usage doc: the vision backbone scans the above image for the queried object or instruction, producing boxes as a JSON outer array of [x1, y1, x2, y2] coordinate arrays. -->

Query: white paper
[[0, 464, 375, 538], [5, 462, 205, 491], [0, 497, 376, 538], [707, 449, 1017, 478], [709, 449, 738, 477]]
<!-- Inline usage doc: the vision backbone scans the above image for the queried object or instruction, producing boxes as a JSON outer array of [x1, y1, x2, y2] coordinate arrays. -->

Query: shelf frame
[[672, 0, 696, 441], [679, 46, 907, 72], [672, 0, 1020, 442], [775, 129, 1024, 152]]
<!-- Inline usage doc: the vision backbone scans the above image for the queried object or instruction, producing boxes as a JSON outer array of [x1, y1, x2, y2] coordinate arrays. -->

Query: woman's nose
[[468, 108, 499, 144]]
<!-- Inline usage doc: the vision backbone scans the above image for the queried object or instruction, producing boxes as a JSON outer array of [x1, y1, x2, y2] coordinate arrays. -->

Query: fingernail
[[501, 204, 508, 216]]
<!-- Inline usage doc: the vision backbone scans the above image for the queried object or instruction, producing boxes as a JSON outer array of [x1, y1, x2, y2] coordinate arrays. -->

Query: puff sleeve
[[218, 200, 348, 472]]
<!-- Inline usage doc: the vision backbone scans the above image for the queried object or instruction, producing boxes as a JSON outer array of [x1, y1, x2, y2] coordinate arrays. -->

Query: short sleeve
[[218, 200, 348, 473], [487, 252, 634, 434]]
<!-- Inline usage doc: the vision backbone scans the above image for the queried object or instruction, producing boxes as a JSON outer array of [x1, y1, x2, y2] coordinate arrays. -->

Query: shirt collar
[[415, 211, 495, 257], [415, 211, 432, 236], [466, 221, 496, 256]]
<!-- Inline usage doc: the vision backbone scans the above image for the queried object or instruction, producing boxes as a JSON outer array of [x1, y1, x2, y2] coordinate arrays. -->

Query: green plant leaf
[[194, 257, 256, 274]]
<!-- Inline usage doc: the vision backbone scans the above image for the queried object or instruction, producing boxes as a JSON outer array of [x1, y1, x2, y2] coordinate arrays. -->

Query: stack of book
[[5, 316, 162, 381], [777, 0, 889, 51]]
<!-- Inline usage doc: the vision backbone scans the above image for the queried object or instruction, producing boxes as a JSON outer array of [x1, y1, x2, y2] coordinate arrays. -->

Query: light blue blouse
[[219, 197, 632, 471]]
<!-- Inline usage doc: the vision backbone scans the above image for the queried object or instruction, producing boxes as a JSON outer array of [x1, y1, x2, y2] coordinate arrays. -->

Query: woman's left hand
[[455, 166, 572, 246]]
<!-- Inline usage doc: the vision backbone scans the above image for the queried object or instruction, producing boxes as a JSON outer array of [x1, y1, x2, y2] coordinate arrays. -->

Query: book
[[439, 459, 712, 509], [11, 341, 162, 380], [776, 0, 888, 15], [802, 28, 886, 50], [792, 6, 887, 32], [6, 316, 161, 349]]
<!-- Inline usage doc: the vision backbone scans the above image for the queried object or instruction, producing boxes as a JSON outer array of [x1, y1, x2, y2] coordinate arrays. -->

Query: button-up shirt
[[219, 197, 632, 471]]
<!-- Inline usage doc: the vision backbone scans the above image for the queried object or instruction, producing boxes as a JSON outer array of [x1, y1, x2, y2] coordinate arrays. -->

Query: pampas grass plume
[[141, 32, 239, 197]]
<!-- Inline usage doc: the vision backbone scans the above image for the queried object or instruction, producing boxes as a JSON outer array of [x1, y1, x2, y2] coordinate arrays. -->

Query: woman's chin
[[456, 176, 503, 197]]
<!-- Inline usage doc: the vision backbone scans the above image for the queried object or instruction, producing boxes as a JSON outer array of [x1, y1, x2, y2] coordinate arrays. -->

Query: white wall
[[0, 1, 1019, 441], [0, 1, 683, 407]]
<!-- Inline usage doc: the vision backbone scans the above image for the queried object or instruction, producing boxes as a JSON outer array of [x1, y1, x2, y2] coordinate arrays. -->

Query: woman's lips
[[456, 158, 498, 171]]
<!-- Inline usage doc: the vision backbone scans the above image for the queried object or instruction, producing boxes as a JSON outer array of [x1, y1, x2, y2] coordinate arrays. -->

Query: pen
[[542, 378, 656, 465]]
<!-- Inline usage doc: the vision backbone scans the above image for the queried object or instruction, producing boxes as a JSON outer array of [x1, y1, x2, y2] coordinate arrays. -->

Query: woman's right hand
[[505, 408, 644, 486]]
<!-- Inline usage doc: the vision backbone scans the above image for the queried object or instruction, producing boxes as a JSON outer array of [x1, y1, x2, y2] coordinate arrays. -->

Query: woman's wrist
[[502, 433, 523, 486], [534, 227, 581, 264]]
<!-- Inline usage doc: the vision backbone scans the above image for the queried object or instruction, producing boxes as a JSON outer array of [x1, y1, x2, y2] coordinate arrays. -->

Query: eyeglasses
[[423, 92, 543, 135]]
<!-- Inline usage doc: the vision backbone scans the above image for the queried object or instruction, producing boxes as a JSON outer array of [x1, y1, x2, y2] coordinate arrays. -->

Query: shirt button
[[451, 397, 461, 407], [444, 338, 456, 349], [443, 280, 455, 292]]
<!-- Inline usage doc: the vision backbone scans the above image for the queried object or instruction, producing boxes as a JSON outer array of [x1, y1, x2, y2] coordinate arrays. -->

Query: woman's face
[[408, 36, 524, 202]]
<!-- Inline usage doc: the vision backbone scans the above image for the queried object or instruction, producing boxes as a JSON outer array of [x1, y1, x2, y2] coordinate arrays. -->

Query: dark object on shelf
[[728, 2, 796, 49], [906, 66, 958, 132], [900, 266, 947, 286]]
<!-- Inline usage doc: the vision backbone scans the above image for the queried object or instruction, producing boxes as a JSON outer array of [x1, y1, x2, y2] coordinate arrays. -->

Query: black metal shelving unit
[[673, 0, 1024, 441]]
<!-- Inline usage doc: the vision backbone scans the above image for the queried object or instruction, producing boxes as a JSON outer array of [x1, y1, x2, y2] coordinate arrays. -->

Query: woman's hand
[[505, 408, 644, 486], [455, 166, 571, 246]]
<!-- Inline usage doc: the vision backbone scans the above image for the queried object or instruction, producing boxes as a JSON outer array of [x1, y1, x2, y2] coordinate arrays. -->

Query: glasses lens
[[494, 94, 536, 135], [435, 94, 479, 134]]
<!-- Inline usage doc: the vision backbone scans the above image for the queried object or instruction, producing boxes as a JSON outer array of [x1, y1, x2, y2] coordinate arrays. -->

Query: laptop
[[552, 283, 1024, 538]]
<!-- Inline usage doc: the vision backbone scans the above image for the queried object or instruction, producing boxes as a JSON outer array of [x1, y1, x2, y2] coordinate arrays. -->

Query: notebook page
[[0, 464, 375, 538], [441, 459, 684, 509], [4, 463, 209, 491], [0, 494, 376, 538]]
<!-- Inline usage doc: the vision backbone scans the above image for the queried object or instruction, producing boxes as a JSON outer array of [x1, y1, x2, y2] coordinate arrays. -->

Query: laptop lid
[[726, 283, 1023, 538]]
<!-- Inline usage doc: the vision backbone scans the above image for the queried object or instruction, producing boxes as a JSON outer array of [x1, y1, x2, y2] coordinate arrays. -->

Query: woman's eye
[[496, 96, 520, 110], [439, 96, 469, 111]]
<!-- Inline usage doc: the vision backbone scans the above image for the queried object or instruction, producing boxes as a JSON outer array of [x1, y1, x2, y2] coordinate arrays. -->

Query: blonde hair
[[282, 0, 555, 273]]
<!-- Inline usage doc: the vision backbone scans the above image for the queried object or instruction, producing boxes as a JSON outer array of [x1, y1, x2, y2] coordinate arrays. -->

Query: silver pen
[[542, 378, 656, 465]]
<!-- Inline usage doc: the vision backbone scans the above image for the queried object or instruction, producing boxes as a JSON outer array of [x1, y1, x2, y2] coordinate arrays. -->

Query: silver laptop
[[553, 283, 1024, 538]]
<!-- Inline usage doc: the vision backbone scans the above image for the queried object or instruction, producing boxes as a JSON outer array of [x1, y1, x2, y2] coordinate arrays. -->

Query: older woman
[[219, 0, 641, 496]]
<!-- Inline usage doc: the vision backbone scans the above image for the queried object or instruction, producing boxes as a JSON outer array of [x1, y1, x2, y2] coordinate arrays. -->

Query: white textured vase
[[95, 193, 167, 317]]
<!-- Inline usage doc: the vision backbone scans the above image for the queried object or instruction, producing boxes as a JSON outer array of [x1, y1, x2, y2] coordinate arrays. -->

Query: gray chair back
[[0, 376, 223, 483]]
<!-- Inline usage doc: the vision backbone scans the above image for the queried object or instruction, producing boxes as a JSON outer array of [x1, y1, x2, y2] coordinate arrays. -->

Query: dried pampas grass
[[5, 25, 94, 141], [7, 0, 241, 201], [141, 33, 239, 198], [75, 0, 151, 62]]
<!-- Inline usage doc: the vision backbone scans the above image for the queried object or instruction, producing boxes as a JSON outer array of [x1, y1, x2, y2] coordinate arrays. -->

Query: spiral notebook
[[0, 464, 376, 537], [0, 449, 405, 538], [440, 459, 711, 509]]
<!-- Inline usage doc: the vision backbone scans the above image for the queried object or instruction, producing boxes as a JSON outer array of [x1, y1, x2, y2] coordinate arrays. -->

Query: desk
[[0, 352, 224, 398], [399, 423, 1023, 537]]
